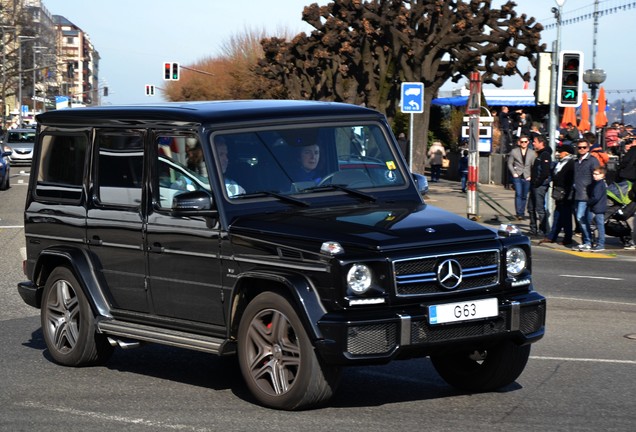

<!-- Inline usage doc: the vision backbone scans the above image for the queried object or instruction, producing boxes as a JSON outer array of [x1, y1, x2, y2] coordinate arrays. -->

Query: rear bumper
[[316, 291, 546, 365], [17, 281, 42, 309]]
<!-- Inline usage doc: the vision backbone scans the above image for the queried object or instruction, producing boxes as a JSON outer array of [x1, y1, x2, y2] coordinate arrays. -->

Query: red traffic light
[[163, 62, 180, 80]]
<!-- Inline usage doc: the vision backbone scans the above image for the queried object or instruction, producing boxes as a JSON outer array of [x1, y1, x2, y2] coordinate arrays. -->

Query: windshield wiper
[[301, 184, 377, 202], [234, 191, 310, 207]]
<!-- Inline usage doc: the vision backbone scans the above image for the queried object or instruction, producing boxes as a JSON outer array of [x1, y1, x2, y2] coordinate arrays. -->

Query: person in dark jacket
[[617, 137, 636, 182], [588, 166, 608, 251], [540, 144, 576, 246], [458, 150, 469, 192], [572, 138, 600, 251], [528, 135, 552, 237]]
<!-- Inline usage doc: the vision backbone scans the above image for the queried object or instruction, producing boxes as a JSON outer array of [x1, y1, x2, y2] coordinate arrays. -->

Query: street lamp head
[[555, 0, 567, 7], [583, 68, 607, 85]]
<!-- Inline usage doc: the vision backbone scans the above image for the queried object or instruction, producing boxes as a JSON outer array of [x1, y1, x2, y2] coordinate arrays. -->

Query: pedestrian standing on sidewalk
[[572, 138, 600, 251], [458, 150, 469, 193], [528, 135, 552, 237], [507, 135, 535, 220], [427, 140, 446, 183], [541, 144, 576, 246], [588, 166, 608, 252], [617, 137, 636, 182]]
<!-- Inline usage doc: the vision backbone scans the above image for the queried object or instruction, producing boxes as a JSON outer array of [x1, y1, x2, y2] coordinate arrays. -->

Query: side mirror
[[172, 190, 217, 216], [412, 172, 429, 195]]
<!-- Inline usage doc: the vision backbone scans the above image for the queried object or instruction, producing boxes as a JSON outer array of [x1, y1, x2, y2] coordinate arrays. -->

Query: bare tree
[[255, 0, 545, 171], [163, 27, 293, 102]]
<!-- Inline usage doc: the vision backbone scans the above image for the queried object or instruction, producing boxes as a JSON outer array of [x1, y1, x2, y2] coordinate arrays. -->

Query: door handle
[[88, 235, 102, 246], [148, 242, 164, 253]]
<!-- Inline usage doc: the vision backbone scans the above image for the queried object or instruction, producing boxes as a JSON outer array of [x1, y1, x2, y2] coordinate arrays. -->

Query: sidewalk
[[424, 178, 635, 255]]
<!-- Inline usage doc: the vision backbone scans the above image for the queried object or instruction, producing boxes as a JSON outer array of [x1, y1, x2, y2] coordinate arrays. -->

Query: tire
[[237, 291, 340, 410], [41, 267, 113, 366], [431, 341, 531, 392]]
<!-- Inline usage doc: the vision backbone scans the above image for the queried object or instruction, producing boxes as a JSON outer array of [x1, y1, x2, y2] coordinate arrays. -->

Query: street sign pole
[[466, 72, 481, 220], [400, 82, 424, 172]]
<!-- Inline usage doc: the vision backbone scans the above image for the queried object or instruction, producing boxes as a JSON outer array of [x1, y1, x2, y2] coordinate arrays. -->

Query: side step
[[97, 319, 227, 354]]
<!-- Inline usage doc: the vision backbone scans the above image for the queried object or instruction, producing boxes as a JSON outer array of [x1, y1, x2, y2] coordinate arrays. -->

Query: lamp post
[[583, 69, 606, 135], [1, 25, 16, 128], [548, 0, 566, 154], [32, 45, 47, 116], [583, 0, 606, 136], [18, 35, 36, 127]]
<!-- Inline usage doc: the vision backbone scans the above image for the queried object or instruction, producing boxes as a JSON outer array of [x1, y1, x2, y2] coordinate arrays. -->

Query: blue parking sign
[[401, 82, 424, 113]]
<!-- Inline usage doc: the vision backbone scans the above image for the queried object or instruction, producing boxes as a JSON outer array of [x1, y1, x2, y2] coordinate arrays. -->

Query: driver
[[291, 144, 322, 183]]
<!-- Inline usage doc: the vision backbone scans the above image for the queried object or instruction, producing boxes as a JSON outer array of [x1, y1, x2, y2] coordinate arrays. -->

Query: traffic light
[[145, 84, 155, 96], [163, 62, 180, 80], [557, 50, 584, 107]]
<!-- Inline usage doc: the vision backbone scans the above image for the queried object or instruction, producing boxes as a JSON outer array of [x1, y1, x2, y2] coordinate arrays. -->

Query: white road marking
[[530, 356, 636, 365], [548, 296, 636, 307], [0, 225, 24, 229], [16, 401, 213, 431], [559, 274, 623, 281]]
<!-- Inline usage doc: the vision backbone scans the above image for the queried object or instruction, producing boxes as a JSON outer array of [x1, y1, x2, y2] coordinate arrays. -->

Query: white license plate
[[428, 298, 498, 325]]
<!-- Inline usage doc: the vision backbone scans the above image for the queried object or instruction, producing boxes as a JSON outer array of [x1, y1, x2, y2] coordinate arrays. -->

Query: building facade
[[1, 0, 100, 128]]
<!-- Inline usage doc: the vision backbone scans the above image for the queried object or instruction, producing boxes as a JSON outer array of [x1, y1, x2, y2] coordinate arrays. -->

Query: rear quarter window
[[35, 134, 88, 202]]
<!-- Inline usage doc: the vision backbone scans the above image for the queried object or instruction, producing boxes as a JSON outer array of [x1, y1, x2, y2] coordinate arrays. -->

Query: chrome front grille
[[393, 250, 500, 297]]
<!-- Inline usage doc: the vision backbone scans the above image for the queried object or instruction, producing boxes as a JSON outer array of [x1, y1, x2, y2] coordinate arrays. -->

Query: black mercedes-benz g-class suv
[[18, 100, 545, 410]]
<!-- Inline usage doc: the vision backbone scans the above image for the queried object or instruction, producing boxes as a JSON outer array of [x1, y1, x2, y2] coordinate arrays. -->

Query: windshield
[[7, 130, 36, 144], [209, 123, 406, 200]]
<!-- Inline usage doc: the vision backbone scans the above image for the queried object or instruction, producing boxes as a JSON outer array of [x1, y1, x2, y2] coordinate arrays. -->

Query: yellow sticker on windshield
[[386, 161, 396, 170]]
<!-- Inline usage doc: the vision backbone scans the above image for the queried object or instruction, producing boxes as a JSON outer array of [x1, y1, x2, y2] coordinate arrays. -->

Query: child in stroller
[[599, 180, 635, 246]]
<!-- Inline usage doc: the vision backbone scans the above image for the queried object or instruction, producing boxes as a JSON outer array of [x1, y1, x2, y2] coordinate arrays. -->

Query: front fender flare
[[230, 270, 328, 341]]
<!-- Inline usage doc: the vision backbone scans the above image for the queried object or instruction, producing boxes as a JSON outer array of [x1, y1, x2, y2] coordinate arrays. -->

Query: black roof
[[36, 100, 382, 127]]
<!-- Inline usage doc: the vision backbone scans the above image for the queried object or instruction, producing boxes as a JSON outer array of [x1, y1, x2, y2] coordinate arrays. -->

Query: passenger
[[292, 144, 322, 183], [572, 138, 600, 251], [215, 137, 245, 197], [186, 138, 207, 176], [507, 135, 536, 220], [541, 144, 576, 246], [589, 166, 608, 252]]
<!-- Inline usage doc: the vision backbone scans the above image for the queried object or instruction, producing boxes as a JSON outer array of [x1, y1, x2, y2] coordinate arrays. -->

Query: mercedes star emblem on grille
[[437, 259, 463, 290]]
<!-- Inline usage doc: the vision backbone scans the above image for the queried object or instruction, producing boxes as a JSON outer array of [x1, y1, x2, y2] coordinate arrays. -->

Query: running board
[[97, 319, 227, 354]]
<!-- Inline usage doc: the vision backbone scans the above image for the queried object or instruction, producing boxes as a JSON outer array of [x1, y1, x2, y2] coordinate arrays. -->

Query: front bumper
[[316, 291, 546, 365]]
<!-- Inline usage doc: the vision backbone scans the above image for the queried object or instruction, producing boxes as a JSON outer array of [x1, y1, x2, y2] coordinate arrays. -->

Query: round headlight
[[506, 247, 527, 276], [347, 264, 372, 294]]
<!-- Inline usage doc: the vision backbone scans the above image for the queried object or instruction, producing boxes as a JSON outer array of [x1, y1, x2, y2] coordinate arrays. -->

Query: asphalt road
[[1, 168, 635, 432]]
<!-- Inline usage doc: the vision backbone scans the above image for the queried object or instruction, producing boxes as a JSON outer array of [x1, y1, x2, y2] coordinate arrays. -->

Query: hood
[[229, 203, 497, 252]]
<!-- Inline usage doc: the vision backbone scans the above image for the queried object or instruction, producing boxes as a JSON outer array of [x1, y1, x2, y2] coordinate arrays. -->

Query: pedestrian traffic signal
[[163, 62, 180, 80], [145, 84, 155, 96], [557, 50, 584, 107]]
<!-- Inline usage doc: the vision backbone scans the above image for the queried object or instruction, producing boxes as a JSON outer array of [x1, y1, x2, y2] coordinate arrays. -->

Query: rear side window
[[95, 131, 144, 207], [35, 134, 88, 201]]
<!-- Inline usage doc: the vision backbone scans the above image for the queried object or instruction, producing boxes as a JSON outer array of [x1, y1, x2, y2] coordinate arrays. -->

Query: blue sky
[[41, 0, 634, 105]]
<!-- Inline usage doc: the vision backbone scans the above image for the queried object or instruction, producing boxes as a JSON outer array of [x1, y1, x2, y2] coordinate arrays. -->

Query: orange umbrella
[[595, 86, 608, 129], [578, 92, 591, 132], [560, 106, 577, 129]]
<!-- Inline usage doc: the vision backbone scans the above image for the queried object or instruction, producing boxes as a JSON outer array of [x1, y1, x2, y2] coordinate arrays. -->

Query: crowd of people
[[506, 130, 636, 251]]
